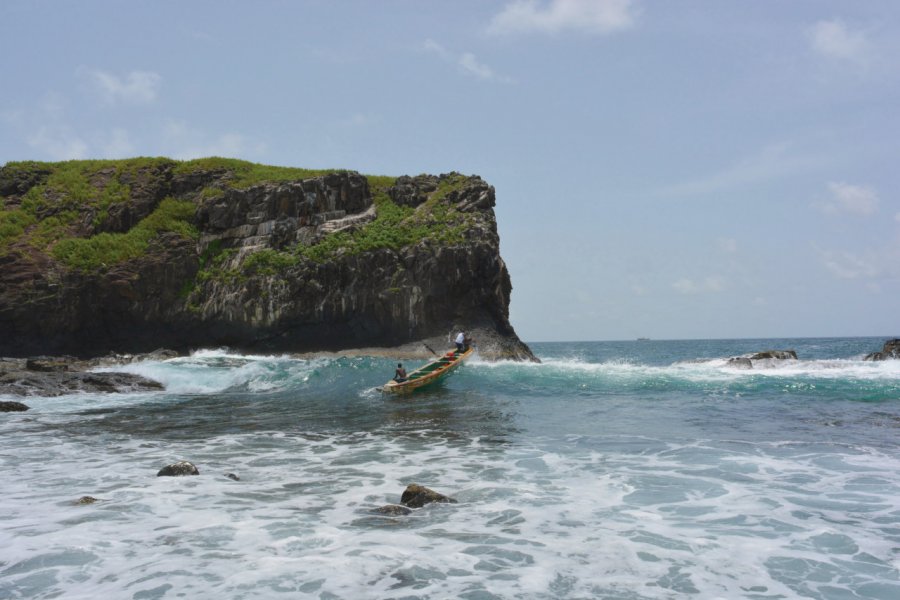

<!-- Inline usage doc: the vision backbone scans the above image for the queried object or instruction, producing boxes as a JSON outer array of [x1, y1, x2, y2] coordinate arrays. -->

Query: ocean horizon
[[2, 336, 899, 599]]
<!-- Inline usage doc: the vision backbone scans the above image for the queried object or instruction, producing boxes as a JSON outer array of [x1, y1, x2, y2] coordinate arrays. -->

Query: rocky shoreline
[[0, 354, 166, 398], [0, 329, 531, 401], [4, 339, 897, 404]]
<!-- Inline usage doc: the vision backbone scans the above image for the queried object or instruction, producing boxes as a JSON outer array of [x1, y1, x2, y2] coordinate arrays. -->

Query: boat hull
[[380, 348, 474, 394]]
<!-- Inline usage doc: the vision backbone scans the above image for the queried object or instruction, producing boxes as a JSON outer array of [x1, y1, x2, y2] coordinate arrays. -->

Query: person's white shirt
[[455, 332, 465, 344]]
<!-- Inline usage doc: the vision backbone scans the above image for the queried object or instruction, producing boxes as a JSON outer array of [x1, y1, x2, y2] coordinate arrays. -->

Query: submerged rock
[[371, 504, 412, 516], [864, 339, 900, 361], [224, 473, 240, 481], [75, 496, 99, 505], [400, 484, 457, 508], [726, 357, 753, 369], [0, 400, 30, 412], [157, 461, 200, 477]]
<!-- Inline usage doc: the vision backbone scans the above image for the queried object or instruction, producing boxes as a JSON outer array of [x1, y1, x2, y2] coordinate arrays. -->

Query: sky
[[1, 0, 898, 342]]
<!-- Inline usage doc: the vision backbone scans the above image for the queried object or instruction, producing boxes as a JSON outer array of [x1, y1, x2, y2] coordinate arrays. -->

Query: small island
[[0, 158, 535, 361]]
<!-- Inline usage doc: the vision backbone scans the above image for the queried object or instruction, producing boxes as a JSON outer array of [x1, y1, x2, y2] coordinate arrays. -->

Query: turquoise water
[[2, 338, 900, 598]]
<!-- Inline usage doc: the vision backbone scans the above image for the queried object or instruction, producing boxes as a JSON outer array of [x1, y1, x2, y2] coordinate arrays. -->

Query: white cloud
[[162, 119, 265, 160], [82, 68, 162, 105], [27, 126, 89, 160], [809, 19, 871, 64], [424, 39, 452, 61], [819, 182, 879, 216], [488, 0, 637, 35], [459, 53, 495, 80], [818, 248, 878, 280], [424, 39, 507, 82], [672, 277, 725, 295]]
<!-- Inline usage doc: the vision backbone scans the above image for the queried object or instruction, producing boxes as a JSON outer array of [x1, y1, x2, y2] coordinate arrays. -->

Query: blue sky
[[1, 1, 898, 342]]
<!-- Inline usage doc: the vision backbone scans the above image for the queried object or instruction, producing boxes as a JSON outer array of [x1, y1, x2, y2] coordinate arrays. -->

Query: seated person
[[394, 363, 407, 382]]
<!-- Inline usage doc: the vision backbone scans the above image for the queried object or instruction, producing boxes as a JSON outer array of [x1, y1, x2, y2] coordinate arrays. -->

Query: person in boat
[[454, 331, 466, 353], [394, 363, 407, 382]]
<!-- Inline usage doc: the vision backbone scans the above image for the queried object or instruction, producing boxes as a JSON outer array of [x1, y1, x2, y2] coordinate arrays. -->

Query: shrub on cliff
[[52, 198, 198, 271]]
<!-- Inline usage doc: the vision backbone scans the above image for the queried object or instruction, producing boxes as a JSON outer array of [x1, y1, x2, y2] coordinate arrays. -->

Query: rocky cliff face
[[0, 159, 534, 360]]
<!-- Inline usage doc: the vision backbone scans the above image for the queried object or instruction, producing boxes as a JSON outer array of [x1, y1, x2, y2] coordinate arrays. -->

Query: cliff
[[0, 158, 535, 360]]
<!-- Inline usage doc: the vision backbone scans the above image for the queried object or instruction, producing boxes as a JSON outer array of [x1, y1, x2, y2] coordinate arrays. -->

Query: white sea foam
[[473, 354, 900, 383], [94, 349, 331, 395], [2, 420, 899, 599]]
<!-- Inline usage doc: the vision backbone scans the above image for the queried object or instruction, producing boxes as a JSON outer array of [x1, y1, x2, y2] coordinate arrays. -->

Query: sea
[[2, 337, 900, 600]]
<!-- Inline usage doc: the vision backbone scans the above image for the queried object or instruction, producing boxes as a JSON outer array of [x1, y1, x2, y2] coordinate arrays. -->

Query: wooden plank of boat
[[380, 347, 474, 393]]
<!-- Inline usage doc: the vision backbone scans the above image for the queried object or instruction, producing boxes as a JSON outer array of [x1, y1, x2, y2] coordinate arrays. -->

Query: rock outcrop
[[157, 461, 200, 477], [400, 484, 457, 508], [0, 400, 30, 412], [0, 159, 535, 361], [726, 350, 797, 370], [748, 350, 797, 360], [864, 339, 900, 361], [0, 356, 164, 397]]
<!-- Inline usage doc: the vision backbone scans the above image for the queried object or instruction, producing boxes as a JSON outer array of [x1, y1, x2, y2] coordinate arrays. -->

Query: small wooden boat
[[380, 347, 474, 394]]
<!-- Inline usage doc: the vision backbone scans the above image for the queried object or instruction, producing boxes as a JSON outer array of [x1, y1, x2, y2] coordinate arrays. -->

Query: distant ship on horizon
[[637, 337, 650, 341]]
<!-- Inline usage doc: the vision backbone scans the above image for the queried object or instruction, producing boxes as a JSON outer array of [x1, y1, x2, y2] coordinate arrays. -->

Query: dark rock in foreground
[[864, 339, 900, 361], [0, 400, 30, 412], [400, 484, 457, 508], [76, 496, 99, 505], [0, 356, 164, 397], [157, 461, 200, 477]]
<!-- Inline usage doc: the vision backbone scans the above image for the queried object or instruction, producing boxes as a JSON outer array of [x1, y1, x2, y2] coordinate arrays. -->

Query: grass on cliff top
[[170, 157, 343, 189], [51, 198, 198, 271], [1, 159, 474, 277], [0, 157, 346, 256]]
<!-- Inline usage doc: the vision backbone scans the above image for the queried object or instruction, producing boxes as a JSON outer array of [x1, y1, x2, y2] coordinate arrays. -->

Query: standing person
[[455, 331, 465, 353], [394, 363, 407, 382]]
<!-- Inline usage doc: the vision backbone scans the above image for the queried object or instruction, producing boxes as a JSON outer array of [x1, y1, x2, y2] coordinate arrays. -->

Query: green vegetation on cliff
[[171, 157, 340, 189], [0, 158, 476, 279], [51, 198, 198, 271], [301, 173, 471, 261]]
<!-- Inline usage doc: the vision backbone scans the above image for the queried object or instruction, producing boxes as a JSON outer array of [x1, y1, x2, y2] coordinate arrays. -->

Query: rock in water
[[157, 461, 200, 477], [400, 484, 457, 508], [748, 350, 797, 360], [0, 400, 30, 412], [224, 473, 240, 481], [371, 504, 412, 516], [864, 339, 900, 361], [76, 496, 99, 504], [726, 357, 753, 369]]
